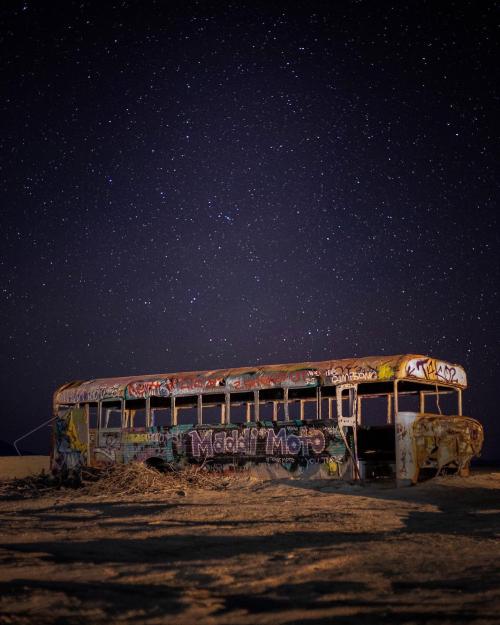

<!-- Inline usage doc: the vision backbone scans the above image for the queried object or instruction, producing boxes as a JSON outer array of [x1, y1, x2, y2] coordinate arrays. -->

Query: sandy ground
[[0, 457, 49, 481], [0, 470, 499, 625]]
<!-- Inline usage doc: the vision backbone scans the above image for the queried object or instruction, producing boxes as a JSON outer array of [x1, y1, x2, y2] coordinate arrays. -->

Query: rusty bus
[[51, 354, 483, 485]]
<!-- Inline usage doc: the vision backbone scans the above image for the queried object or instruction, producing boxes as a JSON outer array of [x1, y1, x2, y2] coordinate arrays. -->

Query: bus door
[[336, 384, 360, 478]]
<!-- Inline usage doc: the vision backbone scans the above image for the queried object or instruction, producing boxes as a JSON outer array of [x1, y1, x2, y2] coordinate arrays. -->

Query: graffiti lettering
[[227, 369, 318, 391], [188, 427, 325, 458], [189, 428, 258, 457], [325, 365, 378, 384], [405, 358, 466, 386], [94, 432, 121, 464]]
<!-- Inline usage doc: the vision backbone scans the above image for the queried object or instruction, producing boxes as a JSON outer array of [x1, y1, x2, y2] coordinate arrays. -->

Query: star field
[[0, 1, 498, 457]]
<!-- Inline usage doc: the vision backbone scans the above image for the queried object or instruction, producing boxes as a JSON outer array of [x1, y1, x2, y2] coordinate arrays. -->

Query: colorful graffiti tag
[[53, 419, 349, 475], [324, 364, 379, 384], [52, 408, 87, 474], [226, 369, 319, 391], [94, 431, 122, 464], [188, 427, 326, 458], [405, 357, 467, 387], [55, 354, 469, 406], [57, 382, 125, 404]]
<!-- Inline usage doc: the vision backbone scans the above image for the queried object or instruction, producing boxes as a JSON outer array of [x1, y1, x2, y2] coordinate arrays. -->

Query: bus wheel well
[[144, 456, 167, 472]]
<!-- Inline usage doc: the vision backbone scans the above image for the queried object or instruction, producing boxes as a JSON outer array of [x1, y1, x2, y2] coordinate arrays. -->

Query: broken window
[[176, 395, 198, 425], [87, 402, 98, 428], [229, 392, 253, 423], [202, 394, 225, 424], [124, 399, 146, 429], [101, 400, 122, 428], [288, 387, 318, 420], [150, 397, 171, 427], [259, 388, 285, 421]]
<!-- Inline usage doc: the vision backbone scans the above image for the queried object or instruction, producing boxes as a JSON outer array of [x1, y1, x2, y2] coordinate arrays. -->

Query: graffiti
[[122, 431, 171, 444], [58, 382, 124, 404], [405, 358, 466, 387], [188, 426, 326, 459], [377, 363, 394, 380], [170, 375, 226, 394], [53, 420, 345, 474], [227, 369, 318, 391], [436, 363, 461, 384], [189, 428, 258, 457], [126, 379, 170, 399], [94, 431, 122, 464], [55, 354, 470, 408], [126, 376, 227, 398], [265, 428, 325, 455], [52, 410, 87, 473], [325, 364, 378, 384]]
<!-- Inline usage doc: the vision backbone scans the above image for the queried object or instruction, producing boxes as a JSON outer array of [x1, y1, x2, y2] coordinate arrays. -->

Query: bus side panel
[[51, 407, 88, 475], [104, 422, 353, 477], [91, 428, 123, 466]]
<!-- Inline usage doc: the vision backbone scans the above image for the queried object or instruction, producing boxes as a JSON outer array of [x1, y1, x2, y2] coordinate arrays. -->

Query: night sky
[[1, 1, 498, 459]]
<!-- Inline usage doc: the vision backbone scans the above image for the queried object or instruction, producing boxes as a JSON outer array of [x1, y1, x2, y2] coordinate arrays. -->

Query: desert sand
[[0, 469, 499, 624], [0, 456, 49, 481]]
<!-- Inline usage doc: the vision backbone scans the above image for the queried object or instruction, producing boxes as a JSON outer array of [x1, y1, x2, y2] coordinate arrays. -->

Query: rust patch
[[413, 415, 484, 478]]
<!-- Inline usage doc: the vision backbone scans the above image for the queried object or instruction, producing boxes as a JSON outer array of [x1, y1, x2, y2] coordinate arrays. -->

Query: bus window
[[230, 392, 254, 423], [151, 408, 170, 427], [302, 399, 317, 420], [176, 396, 198, 425], [101, 400, 122, 428], [88, 403, 98, 428], [337, 386, 357, 422], [124, 399, 146, 429], [398, 393, 420, 414], [321, 386, 337, 420], [229, 403, 247, 424], [289, 387, 318, 420], [259, 388, 284, 421], [358, 395, 388, 426], [106, 409, 122, 428], [202, 394, 225, 424], [287, 401, 300, 421], [421, 388, 457, 415], [259, 402, 275, 422], [150, 397, 171, 427]]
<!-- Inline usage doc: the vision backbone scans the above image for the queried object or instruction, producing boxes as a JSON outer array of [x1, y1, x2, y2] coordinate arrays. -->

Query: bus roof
[[54, 354, 467, 405]]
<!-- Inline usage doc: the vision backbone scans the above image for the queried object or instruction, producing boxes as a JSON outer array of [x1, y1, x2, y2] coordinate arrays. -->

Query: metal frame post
[[197, 394, 203, 424], [392, 381, 399, 424], [225, 393, 231, 424], [272, 401, 278, 422], [254, 390, 260, 421], [171, 396, 177, 426], [284, 387, 289, 421], [419, 391, 425, 413]]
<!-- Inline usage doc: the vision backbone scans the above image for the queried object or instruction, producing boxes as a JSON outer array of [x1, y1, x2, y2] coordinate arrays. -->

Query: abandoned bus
[[51, 354, 483, 485]]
